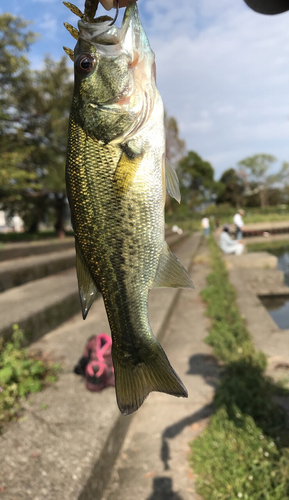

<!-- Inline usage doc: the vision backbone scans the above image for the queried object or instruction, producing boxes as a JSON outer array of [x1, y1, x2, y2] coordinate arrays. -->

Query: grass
[[0, 324, 59, 426], [192, 407, 289, 500], [190, 237, 289, 499]]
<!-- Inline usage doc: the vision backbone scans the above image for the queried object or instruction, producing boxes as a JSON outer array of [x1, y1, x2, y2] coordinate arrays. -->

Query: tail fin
[[112, 337, 188, 415]]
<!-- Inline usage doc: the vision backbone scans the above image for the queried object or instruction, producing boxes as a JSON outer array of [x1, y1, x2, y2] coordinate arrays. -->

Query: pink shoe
[[84, 333, 112, 362], [85, 359, 115, 392], [76, 333, 115, 392], [96, 333, 113, 366]]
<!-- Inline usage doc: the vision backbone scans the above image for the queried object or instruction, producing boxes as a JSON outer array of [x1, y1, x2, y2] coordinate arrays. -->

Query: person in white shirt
[[219, 225, 244, 255], [233, 209, 244, 240], [201, 217, 210, 237]]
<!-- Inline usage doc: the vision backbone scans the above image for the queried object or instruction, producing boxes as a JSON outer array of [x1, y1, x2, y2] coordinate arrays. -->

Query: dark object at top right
[[244, 0, 289, 14]]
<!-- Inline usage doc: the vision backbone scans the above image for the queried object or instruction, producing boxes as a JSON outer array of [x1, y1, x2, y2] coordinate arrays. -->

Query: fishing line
[[109, 0, 120, 25]]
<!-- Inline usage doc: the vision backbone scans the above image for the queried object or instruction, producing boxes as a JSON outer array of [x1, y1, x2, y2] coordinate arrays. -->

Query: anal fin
[[75, 241, 100, 319], [152, 242, 194, 289]]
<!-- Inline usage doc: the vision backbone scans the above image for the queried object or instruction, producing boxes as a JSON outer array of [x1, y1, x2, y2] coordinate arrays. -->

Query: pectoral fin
[[75, 241, 100, 319], [165, 157, 181, 203], [152, 242, 194, 289], [114, 147, 143, 196]]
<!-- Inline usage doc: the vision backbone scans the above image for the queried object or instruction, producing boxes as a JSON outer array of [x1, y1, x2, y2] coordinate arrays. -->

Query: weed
[[0, 324, 59, 424], [192, 407, 289, 500]]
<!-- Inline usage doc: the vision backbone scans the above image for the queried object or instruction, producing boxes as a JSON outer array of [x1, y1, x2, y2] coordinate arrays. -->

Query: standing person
[[201, 216, 210, 237], [12, 214, 23, 233], [233, 209, 244, 240], [219, 224, 244, 255]]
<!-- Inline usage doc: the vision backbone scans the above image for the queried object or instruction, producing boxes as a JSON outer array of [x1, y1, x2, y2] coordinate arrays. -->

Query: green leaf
[[0, 366, 14, 384]]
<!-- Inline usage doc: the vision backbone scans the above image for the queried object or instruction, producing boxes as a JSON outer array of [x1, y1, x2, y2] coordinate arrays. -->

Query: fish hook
[[109, 0, 120, 25]]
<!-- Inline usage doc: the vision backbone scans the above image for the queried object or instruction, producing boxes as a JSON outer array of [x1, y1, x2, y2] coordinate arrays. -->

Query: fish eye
[[75, 54, 95, 74]]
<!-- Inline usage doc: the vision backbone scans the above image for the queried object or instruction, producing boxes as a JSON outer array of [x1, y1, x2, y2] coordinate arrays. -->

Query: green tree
[[238, 154, 277, 207], [0, 12, 73, 235], [179, 151, 218, 208], [217, 168, 246, 207], [164, 113, 186, 215], [277, 161, 289, 185], [0, 14, 38, 211], [165, 113, 185, 166], [15, 56, 73, 235]]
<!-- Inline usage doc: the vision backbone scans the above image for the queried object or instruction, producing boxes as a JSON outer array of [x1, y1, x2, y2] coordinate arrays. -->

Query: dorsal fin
[[63, 1, 84, 19], [63, 46, 74, 61], [63, 22, 79, 40]]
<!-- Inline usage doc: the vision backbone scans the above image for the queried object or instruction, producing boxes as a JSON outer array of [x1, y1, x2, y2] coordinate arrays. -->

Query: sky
[[3, 0, 289, 178]]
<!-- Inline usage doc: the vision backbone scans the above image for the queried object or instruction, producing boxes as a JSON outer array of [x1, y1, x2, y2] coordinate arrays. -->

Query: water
[[260, 247, 289, 329], [277, 251, 289, 287], [260, 295, 289, 330]]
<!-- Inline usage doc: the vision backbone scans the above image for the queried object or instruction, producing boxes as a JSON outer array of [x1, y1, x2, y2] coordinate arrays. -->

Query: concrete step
[[0, 232, 203, 500], [224, 251, 278, 269], [0, 234, 183, 293], [166, 231, 188, 249], [0, 238, 74, 261], [0, 249, 76, 292], [0, 269, 80, 344], [0, 228, 180, 262], [0, 232, 190, 342]]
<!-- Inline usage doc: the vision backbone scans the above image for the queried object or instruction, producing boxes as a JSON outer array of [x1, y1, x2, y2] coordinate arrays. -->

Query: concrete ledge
[[0, 269, 80, 344], [166, 232, 188, 251], [0, 233, 202, 500], [0, 238, 74, 261], [0, 249, 76, 292], [228, 266, 289, 365], [224, 251, 277, 269], [245, 233, 289, 245], [238, 268, 288, 296], [243, 221, 289, 231]]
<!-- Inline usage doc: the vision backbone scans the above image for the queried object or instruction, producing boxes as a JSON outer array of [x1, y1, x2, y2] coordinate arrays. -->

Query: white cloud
[[142, 0, 289, 177], [39, 13, 58, 39]]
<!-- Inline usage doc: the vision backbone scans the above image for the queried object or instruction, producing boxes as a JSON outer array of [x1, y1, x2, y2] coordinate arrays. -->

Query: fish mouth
[[78, 1, 137, 49]]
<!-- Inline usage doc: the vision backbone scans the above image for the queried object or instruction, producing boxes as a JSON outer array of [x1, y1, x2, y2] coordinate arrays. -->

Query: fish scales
[[65, 1, 193, 414], [67, 107, 164, 334]]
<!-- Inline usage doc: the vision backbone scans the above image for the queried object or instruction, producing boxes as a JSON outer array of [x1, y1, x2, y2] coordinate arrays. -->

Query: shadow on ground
[[160, 353, 219, 470], [146, 477, 184, 500]]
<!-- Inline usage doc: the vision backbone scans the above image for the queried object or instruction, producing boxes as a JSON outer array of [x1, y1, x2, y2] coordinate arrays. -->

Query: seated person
[[219, 224, 244, 255]]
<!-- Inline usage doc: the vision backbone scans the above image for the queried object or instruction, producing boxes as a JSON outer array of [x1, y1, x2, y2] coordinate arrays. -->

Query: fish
[[64, 0, 193, 415]]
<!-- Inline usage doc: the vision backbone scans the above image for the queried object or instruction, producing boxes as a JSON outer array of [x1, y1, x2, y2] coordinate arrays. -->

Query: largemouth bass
[[64, 0, 193, 415]]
